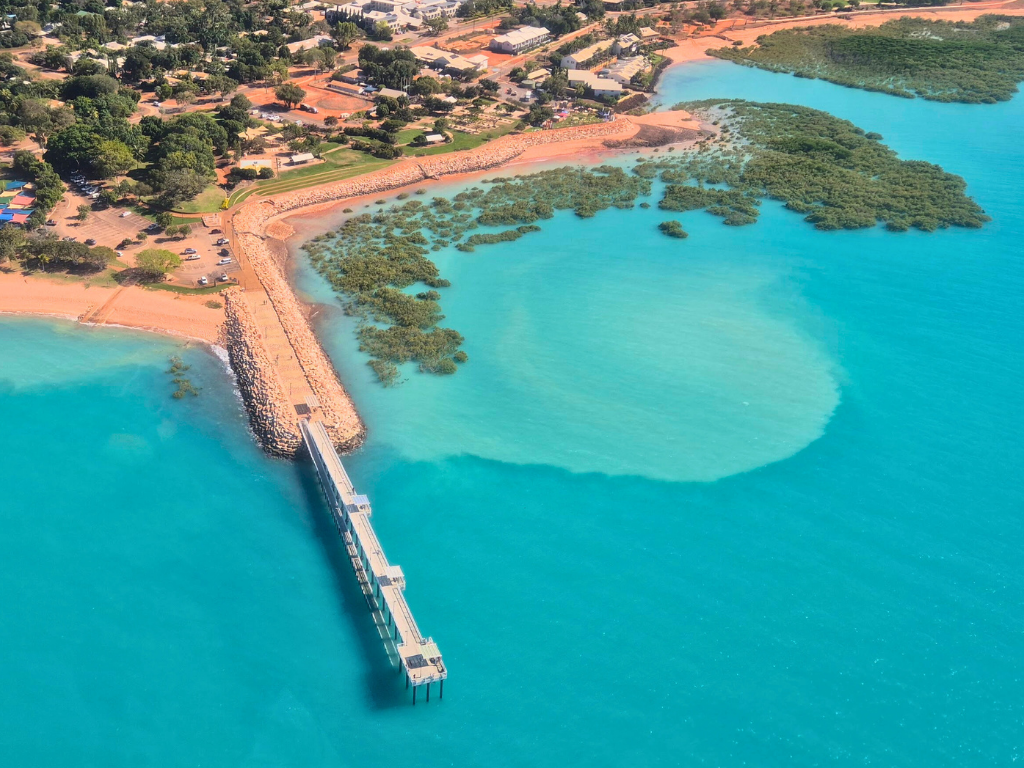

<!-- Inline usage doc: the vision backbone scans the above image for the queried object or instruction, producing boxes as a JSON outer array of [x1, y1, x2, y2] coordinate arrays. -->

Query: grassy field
[[250, 148, 394, 197], [173, 184, 227, 214], [406, 125, 516, 157]]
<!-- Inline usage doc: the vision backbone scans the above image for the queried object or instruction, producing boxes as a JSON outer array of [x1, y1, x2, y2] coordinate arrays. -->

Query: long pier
[[300, 417, 446, 704]]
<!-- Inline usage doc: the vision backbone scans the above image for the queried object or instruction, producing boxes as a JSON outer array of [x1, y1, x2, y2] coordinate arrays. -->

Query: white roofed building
[[490, 26, 550, 54], [604, 56, 649, 85], [567, 70, 623, 98], [285, 34, 335, 53], [560, 39, 612, 70]]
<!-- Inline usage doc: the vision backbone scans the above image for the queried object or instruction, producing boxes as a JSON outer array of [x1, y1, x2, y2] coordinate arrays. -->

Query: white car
[[185, 254, 201, 261], [217, 257, 232, 265], [218, 273, 229, 282], [215, 238, 229, 245], [152, 101, 162, 107], [198, 276, 208, 286], [120, 211, 131, 218]]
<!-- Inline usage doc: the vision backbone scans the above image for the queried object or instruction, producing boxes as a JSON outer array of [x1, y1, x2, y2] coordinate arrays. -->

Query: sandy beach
[[0, 271, 225, 344]]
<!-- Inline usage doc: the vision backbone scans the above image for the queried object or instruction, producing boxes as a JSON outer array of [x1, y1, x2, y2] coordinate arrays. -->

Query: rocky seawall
[[222, 288, 304, 457], [228, 119, 640, 458]]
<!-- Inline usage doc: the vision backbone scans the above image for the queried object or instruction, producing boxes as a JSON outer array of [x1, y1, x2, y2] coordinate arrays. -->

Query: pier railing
[[300, 418, 446, 703]]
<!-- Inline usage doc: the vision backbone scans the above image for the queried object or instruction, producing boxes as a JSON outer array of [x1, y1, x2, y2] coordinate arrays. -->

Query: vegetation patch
[[655, 99, 988, 232], [303, 166, 652, 383], [305, 103, 985, 385], [167, 356, 199, 399], [710, 17, 1024, 103], [658, 220, 688, 238]]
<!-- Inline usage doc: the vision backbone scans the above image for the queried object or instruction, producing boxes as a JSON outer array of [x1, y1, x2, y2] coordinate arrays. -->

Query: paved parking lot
[[51, 190, 151, 251], [50, 186, 241, 288]]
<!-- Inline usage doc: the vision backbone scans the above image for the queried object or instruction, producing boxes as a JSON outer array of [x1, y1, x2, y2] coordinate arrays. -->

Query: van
[[185, 254, 201, 261], [217, 257, 232, 265]]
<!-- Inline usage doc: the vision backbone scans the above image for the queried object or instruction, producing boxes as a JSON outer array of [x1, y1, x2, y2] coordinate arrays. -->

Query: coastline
[[0, 271, 225, 345], [7, 0, 1013, 455]]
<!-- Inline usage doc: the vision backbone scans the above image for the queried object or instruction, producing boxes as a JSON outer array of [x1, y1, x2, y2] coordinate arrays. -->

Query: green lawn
[[396, 127, 426, 144], [251, 149, 395, 197], [173, 184, 227, 214], [406, 125, 516, 157]]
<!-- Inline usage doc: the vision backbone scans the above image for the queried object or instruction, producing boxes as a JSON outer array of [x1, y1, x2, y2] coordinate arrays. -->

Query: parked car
[[218, 273, 229, 282], [217, 257, 232, 265], [63, 236, 76, 241], [185, 254, 201, 261], [120, 211, 131, 218], [183, 248, 197, 254], [45, 219, 56, 226], [152, 101, 162, 107], [198, 276, 208, 286], [215, 238, 229, 245], [85, 238, 96, 245]]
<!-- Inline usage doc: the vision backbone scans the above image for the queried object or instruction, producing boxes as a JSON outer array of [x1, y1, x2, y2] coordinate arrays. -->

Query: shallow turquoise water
[[3, 62, 1023, 765]]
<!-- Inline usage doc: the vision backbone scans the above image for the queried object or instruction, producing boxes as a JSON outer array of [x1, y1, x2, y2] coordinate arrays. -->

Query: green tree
[[371, 21, 393, 41], [275, 82, 306, 109], [320, 48, 337, 72], [76, 204, 91, 221], [94, 139, 135, 178], [333, 21, 360, 50], [425, 17, 449, 35], [0, 227, 26, 263], [158, 169, 208, 207], [155, 212, 175, 230], [136, 248, 181, 279]]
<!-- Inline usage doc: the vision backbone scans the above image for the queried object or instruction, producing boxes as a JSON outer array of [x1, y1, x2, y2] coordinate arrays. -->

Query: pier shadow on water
[[294, 457, 412, 710]]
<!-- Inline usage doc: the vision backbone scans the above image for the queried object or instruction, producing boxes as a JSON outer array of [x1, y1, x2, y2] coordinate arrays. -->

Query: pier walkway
[[300, 418, 446, 703]]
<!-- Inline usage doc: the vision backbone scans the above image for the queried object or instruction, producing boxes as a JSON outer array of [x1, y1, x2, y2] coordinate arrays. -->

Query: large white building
[[329, 0, 458, 25], [410, 45, 488, 74], [490, 26, 550, 54]]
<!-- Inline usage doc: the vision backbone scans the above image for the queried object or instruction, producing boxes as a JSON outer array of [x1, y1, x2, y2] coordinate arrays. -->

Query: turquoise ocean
[[2, 61, 1022, 765]]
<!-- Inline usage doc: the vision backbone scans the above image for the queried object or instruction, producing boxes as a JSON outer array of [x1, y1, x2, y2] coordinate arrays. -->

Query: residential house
[[560, 39, 612, 69]]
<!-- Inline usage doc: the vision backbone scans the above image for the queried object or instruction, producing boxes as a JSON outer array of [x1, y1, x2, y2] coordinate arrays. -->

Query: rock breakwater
[[222, 289, 303, 457]]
